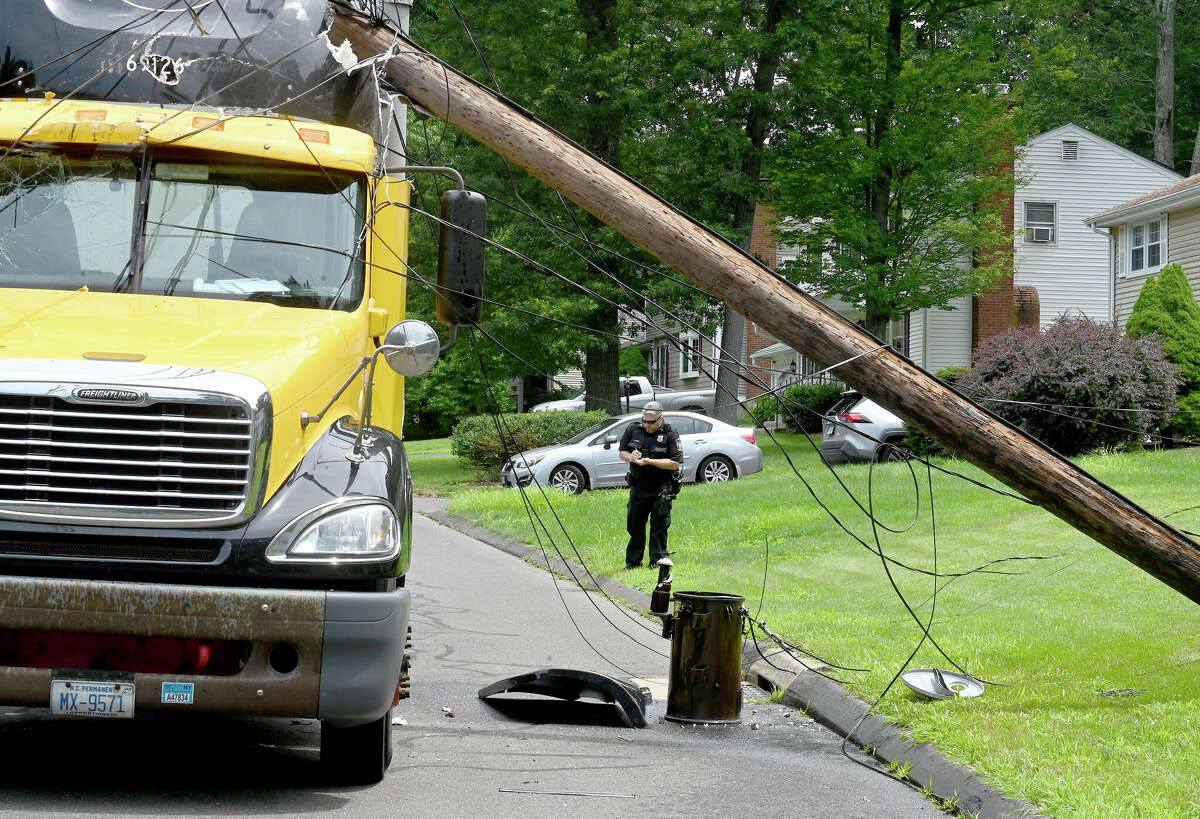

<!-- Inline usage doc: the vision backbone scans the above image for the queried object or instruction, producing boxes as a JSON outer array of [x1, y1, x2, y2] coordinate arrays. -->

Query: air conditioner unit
[[1027, 226, 1054, 243]]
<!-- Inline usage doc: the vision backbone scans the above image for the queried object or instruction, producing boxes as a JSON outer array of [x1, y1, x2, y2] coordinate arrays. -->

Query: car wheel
[[548, 463, 586, 494], [321, 708, 392, 784], [698, 455, 735, 483], [875, 441, 913, 463]]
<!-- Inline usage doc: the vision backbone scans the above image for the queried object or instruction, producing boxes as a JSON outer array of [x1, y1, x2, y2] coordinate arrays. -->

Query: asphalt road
[[0, 512, 939, 817]]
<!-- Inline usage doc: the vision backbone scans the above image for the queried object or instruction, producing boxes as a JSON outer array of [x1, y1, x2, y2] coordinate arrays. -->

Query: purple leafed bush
[[956, 316, 1178, 456]]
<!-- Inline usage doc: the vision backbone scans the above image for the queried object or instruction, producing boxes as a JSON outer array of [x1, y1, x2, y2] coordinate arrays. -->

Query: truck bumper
[[0, 575, 409, 726]]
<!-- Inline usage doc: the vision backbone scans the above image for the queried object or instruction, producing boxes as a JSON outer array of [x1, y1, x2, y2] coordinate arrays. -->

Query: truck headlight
[[266, 498, 401, 563]]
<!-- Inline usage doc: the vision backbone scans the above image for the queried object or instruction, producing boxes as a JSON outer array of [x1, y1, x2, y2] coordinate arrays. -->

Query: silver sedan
[[500, 411, 763, 494]]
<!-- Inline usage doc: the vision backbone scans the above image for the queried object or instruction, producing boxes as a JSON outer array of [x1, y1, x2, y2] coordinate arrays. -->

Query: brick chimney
[[971, 147, 1016, 351]]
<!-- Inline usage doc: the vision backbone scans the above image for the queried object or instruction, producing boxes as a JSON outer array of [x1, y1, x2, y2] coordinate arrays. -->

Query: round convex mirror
[[382, 320, 440, 377]]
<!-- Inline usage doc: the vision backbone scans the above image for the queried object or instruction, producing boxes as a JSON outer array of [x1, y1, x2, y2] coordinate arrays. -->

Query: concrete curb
[[743, 647, 1046, 818], [416, 498, 1045, 818]]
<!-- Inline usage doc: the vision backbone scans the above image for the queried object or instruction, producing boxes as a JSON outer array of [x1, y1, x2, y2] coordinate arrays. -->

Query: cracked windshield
[[0, 151, 364, 309]]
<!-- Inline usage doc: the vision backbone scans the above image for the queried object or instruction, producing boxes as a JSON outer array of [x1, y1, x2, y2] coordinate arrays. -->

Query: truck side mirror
[[382, 320, 441, 377], [437, 189, 487, 326]]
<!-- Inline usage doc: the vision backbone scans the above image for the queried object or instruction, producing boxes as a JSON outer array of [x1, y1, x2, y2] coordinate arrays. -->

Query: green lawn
[[413, 434, 1200, 818], [404, 436, 452, 455]]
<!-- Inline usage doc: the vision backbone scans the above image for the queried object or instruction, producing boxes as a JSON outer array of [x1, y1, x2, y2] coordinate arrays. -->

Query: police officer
[[619, 401, 683, 568]]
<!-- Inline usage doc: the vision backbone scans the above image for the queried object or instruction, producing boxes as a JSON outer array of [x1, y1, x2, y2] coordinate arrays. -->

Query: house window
[[648, 341, 670, 386], [1129, 218, 1164, 275], [1024, 202, 1056, 243], [679, 332, 701, 378], [1061, 140, 1079, 161]]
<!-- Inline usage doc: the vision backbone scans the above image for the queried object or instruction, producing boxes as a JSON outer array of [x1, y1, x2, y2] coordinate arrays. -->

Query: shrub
[[955, 316, 1177, 456], [903, 367, 972, 457], [935, 366, 971, 384], [750, 381, 844, 432], [1126, 264, 1200, 440], [451, 410, 611, 476], [1126, 263, 1200, 388], [1172, 391, 1200, 439]]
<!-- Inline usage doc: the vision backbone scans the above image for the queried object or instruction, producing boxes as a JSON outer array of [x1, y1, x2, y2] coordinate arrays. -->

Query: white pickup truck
[[531, 375, 716, 415]]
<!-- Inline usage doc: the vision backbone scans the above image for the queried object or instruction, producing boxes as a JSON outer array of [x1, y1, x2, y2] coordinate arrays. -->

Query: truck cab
[[0, 0, 478, 784]]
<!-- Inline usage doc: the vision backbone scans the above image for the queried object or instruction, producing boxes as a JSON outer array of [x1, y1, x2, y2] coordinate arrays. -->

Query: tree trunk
[[862, 2, 904, 338], [713, 306, 745, 422], [584, 303, 621, 413], [713, 0, 790, 425], [1153, 0, 1176, 168], [1191, 117, 1200, 176], [575, 0, 623, 417]]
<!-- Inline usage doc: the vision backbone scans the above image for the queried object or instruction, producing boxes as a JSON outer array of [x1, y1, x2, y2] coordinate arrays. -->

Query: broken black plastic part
[[478, 668, 652, 729]]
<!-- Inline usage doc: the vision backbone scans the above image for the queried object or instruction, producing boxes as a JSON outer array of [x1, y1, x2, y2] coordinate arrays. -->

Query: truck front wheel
[[321, 708, 393, 784]]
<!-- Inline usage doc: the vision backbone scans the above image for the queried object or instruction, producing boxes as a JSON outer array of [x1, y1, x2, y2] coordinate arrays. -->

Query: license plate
[[825, 425, 835, 436], [50, 679, 135, 719]]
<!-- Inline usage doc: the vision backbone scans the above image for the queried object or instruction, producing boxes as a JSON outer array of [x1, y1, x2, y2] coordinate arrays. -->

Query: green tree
[[618, 345, 649, 379], [1126, 263, 1200, 386], [409, 0, 716, 417], [1125, 263, 1200, 437], [771, 0, 1016, 340], [636, 0, 812, 422], [1018, 0, 1200, 172]]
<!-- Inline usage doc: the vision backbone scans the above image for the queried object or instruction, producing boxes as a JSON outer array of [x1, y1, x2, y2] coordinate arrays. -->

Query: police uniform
[[619, 418, 683, 567]]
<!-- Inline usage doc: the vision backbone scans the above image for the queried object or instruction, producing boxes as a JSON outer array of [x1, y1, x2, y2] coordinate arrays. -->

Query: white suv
[[818, 391, 910, 464]]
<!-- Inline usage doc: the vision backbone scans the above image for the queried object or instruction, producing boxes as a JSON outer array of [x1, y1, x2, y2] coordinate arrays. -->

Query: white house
[[873, 124, 1180, 374], [1012, 124, 1180, 328]]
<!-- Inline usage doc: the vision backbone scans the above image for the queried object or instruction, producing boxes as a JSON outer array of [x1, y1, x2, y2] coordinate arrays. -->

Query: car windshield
[[563, 418, 619, 445], [0, 149, 365, 310]]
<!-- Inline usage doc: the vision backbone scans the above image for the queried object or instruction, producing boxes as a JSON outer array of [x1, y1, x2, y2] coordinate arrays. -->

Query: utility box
[[665, 591, 745, 724]]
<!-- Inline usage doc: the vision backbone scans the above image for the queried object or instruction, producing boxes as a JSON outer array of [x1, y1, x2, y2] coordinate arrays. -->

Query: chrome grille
[[0, 393, 254, 518]]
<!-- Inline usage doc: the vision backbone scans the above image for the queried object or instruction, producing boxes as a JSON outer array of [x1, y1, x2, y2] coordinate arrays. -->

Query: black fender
[[237, 418, 413, 581]]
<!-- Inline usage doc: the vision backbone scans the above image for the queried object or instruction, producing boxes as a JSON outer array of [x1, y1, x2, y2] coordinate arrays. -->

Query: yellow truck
[[0, 0, 480, 782]]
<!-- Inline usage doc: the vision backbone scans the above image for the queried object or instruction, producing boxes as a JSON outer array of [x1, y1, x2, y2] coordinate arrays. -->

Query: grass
[[417, 433, 1200, 818], [404, 436, 453, 455], [404, 438, 493, 495]]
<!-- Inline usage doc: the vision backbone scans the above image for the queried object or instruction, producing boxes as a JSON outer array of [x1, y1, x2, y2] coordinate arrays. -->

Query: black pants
[[626, 491, 670, 567]]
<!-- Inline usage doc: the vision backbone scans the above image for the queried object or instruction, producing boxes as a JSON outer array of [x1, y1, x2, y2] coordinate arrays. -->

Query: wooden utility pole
[[329, 10, 1200, 605]]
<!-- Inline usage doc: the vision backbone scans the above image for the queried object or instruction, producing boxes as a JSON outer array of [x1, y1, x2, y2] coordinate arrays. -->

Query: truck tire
[[698, 455, 735, 483], [679, 405, 707, 416], [548, 463, 586, 494], [321, 708, 392, 784]]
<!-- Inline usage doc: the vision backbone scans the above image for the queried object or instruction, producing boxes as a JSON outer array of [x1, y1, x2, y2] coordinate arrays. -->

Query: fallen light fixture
[[901, 668, 985, 700]]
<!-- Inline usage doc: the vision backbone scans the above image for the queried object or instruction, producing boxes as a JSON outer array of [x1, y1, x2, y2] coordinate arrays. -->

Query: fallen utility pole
[[330, 9, 1200, 605]]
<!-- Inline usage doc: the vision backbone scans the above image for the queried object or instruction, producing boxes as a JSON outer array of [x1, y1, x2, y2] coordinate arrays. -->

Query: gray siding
[[1115, 206, 1200, 326]]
